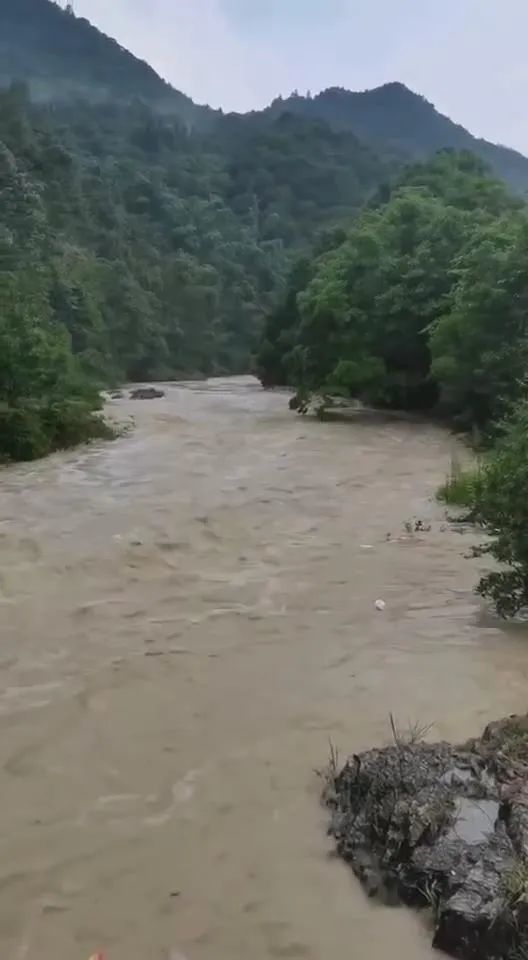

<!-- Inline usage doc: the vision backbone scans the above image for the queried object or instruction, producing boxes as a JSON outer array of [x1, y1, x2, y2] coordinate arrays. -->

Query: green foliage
[[2, 0, 411, 466], [436, 457, 482, 508], [474, 404, 528, 617], [255, 228, 348, 386], [267, 85, 528, 194], [0, 91, 111, 461], [224, 113, 390, 245], [4, 0, 528, 468], [259, 152, 528, 430], [503, 860, 528, 907], [0, 80, 391, 397], [0, 286, 111, 463], [430, 214, 528, 428], [0, 0, 208, 125], [0, 74, 398, 460]]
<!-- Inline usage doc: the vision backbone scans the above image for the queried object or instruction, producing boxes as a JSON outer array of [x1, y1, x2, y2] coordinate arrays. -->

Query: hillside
[[218, 112, 391, 244], [2, 0, 528, 461], [265, 84, 528, 194], [2, 1, 528, 192], [0, 37, 392, 459], [0, 0, 214, 128]]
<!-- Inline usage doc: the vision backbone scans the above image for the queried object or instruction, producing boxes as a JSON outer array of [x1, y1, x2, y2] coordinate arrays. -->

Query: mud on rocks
[[324, 714, 528, 959]]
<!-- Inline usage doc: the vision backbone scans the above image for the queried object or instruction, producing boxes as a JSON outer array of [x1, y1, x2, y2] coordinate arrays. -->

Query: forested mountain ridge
[[0, 0, 215, 128], [3, 0, 528, 463], [0, 81, 386, 458], [263, 84, 528, 194], [3, 0, 528, 193], [0, 86, 387, 377]]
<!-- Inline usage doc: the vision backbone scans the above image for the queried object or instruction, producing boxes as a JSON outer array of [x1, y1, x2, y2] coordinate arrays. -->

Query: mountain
[[0, 0, 215, 128], [0, 2, 397, 462], [264, 84, 528, 194], [2, 1, 528, 192], [218, 111, 391, 244], [2, 0, 528, 462]]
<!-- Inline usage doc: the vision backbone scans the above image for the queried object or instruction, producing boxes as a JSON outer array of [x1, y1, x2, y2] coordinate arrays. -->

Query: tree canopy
[[0, 78, 397, 459], [258, 151, 528, 429]]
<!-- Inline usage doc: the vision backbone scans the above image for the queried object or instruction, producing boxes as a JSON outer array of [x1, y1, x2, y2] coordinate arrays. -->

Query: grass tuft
[[503, 860, 528, 906], [389, 714, 435, 748], [437, 455, 482, 508], [315, 740, 341, 803]]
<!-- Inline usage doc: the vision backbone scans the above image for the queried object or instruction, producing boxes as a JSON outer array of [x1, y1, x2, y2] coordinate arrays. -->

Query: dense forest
[[257, 150, 528, 431], [0, 7, 390, 459], [264, 85, 528, 194], [2, 0, 528, 467]]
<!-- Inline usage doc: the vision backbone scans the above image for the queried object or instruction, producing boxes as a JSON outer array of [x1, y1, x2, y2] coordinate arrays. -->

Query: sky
[[73, 0, 528, 154]]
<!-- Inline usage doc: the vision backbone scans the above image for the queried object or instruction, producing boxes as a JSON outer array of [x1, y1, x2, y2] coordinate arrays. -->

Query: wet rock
[[434, 837, 515, 959], [130, 387, 165, 400], [324, 715, 528, 959]]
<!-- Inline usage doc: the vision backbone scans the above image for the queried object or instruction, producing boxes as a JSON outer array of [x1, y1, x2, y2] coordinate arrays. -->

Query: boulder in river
[[129, 387, 165, 400], [323, 714, 528, 960]]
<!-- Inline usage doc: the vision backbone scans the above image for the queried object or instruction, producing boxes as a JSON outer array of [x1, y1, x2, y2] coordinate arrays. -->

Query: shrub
[[475, 403, 528, 616], [437, 456, 482, 508], [0, 396, 112, 463]]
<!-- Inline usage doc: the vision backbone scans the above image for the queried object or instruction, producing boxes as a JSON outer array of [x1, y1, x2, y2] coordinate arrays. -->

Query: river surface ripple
[[1, 376, 527, 960]]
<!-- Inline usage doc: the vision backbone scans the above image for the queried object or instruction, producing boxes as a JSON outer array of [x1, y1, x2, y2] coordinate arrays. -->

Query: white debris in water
[[375, 599, 386, 611]]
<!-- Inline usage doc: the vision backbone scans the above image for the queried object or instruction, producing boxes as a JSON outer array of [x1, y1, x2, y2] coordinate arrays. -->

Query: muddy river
[[1, 377, 527, 960]]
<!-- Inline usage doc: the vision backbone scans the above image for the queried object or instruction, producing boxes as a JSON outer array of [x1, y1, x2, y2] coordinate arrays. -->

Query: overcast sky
[[73, 0, 528, 154]]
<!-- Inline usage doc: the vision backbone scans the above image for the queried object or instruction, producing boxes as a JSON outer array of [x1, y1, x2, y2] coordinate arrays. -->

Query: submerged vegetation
[[435, 409, 528, 618], [437, 457, 482, 508]]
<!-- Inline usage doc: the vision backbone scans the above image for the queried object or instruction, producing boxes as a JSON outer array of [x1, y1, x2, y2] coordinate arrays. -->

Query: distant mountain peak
[[265, 82, 528, 192], [367, 80, 417, 95], [2, 0, 528, 192]]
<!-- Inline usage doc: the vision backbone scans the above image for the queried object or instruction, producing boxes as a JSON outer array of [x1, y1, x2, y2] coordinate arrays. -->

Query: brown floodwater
[[1, 376, 527, 960]]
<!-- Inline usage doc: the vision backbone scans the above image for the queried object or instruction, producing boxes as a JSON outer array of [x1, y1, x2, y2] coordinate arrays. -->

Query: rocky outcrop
[[129, 387, 165, 400], [324, 715, 528, 959]]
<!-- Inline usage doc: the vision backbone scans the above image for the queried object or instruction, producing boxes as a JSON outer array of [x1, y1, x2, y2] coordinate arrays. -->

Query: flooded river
[[1, 376, 528, 960]]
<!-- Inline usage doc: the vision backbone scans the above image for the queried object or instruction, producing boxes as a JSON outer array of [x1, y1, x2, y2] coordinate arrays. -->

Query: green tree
[[294, 186, 474, 407], [0, 273, 109, 462], [475, 404, 528, 616], [430, 214, 528, 428]]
